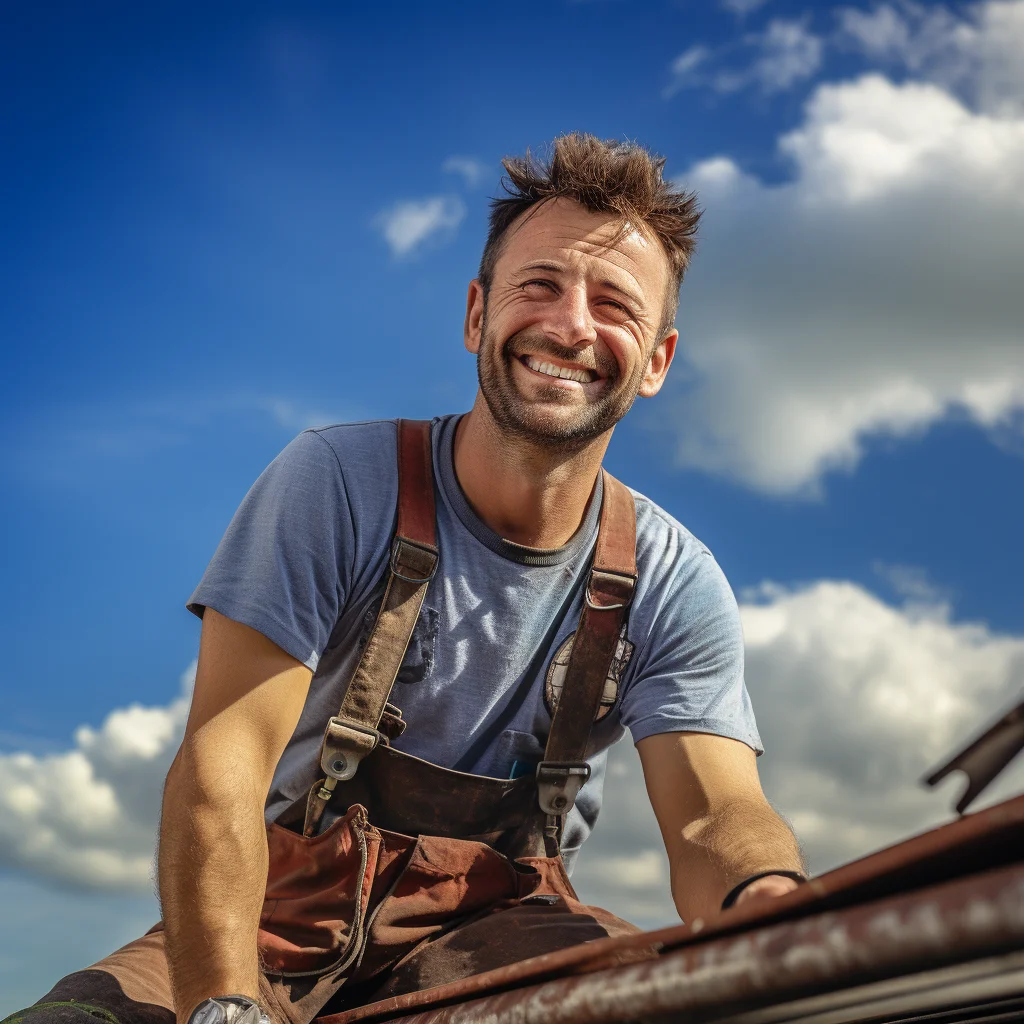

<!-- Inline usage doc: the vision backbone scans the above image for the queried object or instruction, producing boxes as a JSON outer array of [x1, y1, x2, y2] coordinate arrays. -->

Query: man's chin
[[478, 359, 623, 446], [497, 404, 613, 446]]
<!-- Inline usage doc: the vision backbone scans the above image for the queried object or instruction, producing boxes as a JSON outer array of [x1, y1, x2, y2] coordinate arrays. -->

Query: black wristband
[[721, 870, 807, 910]]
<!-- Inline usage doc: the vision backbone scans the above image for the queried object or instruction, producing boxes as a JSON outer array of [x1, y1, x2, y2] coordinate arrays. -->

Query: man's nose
[[543, 285, 597, 349]]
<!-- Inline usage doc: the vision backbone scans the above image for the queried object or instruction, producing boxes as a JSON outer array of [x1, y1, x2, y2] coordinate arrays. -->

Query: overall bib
[[23, 421, 648, 1024]]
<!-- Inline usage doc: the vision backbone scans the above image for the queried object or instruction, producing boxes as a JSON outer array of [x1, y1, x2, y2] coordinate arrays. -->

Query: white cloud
[[721, 0, 770, 15], [838, 1, 1024, 116], [873, 562, 954, 613], [442, 156, 489, 188], [745, 580, 1024, 869], [672, 1, 1024, 109], [776, 73, 1024, 202], [572, 739, 675, 929], [666, 19, 822, 97], [838, 3, 916, 57], [0, 665, 193, 890], [374, 196, 466, 257], [750, 19, 824, 92], [665, 45, 711, 96], [662, 71, 1024, 494], [575, 580, 1024, 927]]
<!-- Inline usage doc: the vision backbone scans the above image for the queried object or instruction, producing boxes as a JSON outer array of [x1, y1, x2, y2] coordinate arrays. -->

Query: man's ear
[[464, 280, 485, 354], [638, 329, 678, 398]]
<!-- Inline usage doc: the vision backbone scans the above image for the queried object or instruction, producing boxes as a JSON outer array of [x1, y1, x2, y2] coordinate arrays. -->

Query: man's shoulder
[[259, 420, 404, 530], [297, 415, 455, 471], [620, 487, 743, 684], [624, 483, 737, 612], [300, 418, 400, 462], [277, 416, 454, 528], [627, 486, 712, 564], [271, 418, 405, 489]]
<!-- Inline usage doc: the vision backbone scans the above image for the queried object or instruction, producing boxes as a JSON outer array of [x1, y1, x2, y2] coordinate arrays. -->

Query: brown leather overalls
[[28, 420, 645, 1024]]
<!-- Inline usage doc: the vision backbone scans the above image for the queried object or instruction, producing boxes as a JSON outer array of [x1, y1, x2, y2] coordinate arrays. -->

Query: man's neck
[[452, 396, 610, 549]]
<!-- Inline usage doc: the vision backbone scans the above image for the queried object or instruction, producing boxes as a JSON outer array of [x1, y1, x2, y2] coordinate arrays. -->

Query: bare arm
[[159, 608, 312, 1022], [637, 731, 804, 923]]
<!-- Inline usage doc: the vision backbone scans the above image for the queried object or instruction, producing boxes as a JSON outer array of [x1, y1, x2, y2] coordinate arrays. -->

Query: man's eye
[[600, 299, 632, 319], [522, 279, 555, 292]]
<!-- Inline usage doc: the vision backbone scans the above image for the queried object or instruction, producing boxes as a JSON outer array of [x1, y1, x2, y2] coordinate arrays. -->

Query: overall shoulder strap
[[537, 471, 637, 817], [319, 419, 437, 785]]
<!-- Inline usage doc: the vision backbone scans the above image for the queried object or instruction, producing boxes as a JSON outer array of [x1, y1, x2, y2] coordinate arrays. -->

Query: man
[[24, 134, 803, 1024]]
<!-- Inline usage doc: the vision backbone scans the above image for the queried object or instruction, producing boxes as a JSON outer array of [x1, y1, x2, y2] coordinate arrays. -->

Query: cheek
[[485, 310, 533, 355], [605, 332, 646, 379], [485, 290, 529, 324]]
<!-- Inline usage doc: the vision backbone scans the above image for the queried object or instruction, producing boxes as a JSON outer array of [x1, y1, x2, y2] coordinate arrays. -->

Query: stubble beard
[[476, 315, 647, 453]]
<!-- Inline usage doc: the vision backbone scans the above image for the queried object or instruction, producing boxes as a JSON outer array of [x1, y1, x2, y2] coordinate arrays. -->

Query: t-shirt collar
[[433, 413, 603, 568]]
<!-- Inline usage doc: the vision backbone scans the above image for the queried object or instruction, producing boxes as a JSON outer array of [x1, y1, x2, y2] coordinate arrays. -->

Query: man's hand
[[159, 609, 312, 1023], [637, 731, 804, 923], [732, 873, 803, 907]]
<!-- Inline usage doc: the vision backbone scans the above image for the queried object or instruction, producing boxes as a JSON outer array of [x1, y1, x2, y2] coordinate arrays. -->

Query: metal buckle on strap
[[585, 568, 637, 611], [536, 761, 592, 815], [321, 717, 383, 781], [390, 537, 439, 584]]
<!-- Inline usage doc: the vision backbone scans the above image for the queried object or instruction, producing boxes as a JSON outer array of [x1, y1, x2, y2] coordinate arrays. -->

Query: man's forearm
[[670, 798, 803, 922], [158, 751, 270, 1023]]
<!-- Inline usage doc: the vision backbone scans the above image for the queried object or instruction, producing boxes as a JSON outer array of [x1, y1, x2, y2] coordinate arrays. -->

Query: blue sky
[[2, 0, 1023, 1011]]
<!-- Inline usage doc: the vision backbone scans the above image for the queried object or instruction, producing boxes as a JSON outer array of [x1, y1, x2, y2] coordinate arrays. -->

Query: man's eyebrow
[[518, 260, 565, 274], [518, 262, 646, 308]]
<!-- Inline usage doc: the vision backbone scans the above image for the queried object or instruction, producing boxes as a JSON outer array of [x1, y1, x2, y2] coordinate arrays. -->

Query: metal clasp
[[320, 717, 383, 782], [585, 568, 637, 612], [390, 537, 439, 584], [536, 761, 592, 815]]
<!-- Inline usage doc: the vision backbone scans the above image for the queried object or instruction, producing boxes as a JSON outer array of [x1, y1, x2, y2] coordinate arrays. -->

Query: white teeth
[[525, 356, 593, 384]]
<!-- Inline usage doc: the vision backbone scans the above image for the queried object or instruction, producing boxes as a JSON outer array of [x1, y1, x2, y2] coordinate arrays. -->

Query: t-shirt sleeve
[[620, 533, 762, 754], [187, 429, 355, 671]]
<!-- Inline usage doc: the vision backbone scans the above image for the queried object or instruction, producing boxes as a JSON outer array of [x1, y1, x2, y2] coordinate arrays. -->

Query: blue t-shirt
[[188, 415, 760, 870]]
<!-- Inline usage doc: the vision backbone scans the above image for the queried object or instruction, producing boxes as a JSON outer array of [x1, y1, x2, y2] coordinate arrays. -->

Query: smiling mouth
[[520, 355, 599, 384]]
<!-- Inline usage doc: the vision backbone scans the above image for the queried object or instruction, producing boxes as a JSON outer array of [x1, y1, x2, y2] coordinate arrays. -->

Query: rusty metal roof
[[322, 794, 1024, 1024]]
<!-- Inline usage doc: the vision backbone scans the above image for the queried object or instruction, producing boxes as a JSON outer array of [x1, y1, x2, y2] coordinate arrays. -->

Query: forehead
[[495, 198, 671, 294]]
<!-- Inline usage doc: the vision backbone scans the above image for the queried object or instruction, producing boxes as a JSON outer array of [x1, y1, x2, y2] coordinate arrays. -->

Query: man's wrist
[[721, 870, 807, 910]]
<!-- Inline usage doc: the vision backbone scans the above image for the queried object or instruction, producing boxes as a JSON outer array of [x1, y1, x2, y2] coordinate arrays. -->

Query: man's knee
[[3, 969, 174, 1024], [3, 992, 121, 1024]]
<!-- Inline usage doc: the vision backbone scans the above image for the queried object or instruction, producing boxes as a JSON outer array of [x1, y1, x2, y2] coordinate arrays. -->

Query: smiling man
[[25, 134, 804, 1024]]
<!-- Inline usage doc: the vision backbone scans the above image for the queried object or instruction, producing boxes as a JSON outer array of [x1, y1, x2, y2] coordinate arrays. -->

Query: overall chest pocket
[[358, 597, 439, 685]]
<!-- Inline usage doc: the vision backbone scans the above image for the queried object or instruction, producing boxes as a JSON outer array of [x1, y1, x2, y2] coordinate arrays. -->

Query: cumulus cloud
[[574, 581, 1024, 926], [572, 741, 674, 929], [838, 0, 1024, 115], [671, 2, 1024, 107], [374, 195, 466, 257], [744, 580, 1024, 867], [744, 20, 823, 93], [666, 19, 822, 97], [442, 156, 489, 188], [660, 69, 1024, 494], [0, 664, 192, 890]]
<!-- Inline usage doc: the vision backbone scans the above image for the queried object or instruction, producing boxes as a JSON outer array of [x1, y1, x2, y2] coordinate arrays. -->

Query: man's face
[[465, 198, 678, 449]]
